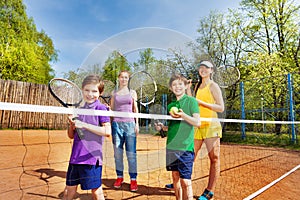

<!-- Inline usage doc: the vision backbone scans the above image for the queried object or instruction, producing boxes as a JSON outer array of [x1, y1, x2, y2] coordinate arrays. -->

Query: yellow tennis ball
[[170, 107, 179, 115]]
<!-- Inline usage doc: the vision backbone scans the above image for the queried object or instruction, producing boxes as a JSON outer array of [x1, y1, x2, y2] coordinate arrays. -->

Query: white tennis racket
[[128, 71, 157, 107], [212, 65, 240, 88]]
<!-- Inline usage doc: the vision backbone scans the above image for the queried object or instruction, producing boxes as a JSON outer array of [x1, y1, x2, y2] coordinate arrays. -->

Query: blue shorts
[[166, 149, 194, 179], [66, 164, 102, 190]]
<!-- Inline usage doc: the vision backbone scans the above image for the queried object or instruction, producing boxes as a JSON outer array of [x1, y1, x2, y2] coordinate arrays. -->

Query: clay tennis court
[[0, 130, 299, 200]]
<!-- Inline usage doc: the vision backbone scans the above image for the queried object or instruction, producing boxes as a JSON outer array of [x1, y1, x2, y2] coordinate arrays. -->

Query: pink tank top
[[113, 92, 135, 122]]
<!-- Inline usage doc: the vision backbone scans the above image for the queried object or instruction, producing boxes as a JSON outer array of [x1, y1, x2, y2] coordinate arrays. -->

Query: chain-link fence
[[225, 73, 299, 144]]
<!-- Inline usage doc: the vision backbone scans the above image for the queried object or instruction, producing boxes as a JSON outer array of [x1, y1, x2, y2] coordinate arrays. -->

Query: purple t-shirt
[[69, 99, 110, 165], [113, 92, 135, 122]]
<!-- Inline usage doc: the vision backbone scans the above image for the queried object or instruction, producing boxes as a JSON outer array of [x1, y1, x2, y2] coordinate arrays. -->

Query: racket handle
[[160, 129, 167, 138], [72, 117, 85, 140], [76, 128, 85, 140]]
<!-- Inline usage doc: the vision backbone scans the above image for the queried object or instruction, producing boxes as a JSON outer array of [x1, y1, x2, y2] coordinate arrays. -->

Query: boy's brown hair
[[82, 75, 105, 94], [168, 73, 188, 87]]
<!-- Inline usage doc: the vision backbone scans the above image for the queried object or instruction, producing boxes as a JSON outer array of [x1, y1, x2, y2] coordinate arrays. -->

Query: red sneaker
[[130, 180, 138, 192], [113, 177, 124, 188]]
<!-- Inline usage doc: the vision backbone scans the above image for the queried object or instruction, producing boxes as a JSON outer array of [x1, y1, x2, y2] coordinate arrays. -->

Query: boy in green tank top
[[155, 73, 200, 200]]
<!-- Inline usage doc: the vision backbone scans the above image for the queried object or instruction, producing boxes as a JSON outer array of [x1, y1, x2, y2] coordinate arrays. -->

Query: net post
[[240, 81, 246, 139], [145, 97, 149, 132], [287, 73, 296, 144], [162, 94, 167, 125]]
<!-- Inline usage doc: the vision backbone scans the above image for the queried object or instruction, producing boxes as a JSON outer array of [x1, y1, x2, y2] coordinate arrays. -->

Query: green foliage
[[195, 0, 300, 134], [0, 0, 57, 84], [101, 51, 131, 83], [240, 52, 291, 111], [62, 63, 106, 87], [137, 48, 156, 71], [240, 0, 300, 55]]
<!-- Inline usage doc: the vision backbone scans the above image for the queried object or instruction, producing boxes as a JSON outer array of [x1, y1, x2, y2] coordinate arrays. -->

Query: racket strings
[[213, 65, 240, 87], [102, 80, 115, 98], [129, 72, 157, 104], [49, 80, 82, 106]]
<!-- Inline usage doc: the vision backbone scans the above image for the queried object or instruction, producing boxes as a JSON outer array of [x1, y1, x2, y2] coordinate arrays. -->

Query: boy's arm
[[101, 122, 112, 137], [154, 121, 168, 138], [67, 115, 75, 139], [184, 97, 201, 127], [74, 120, 111, 137], [169, 99, 200, 127], [180, 112, 200, 127], [154, 121, 168, 131]]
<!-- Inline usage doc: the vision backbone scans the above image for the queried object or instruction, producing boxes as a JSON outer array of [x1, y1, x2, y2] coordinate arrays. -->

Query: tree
[[62, 50, 130, 87], [136, 48, 156, 71], [195, 0, 300, 134], [194, 10, 248, 127], [240, 0, 300, 57], [239, 0, 300, 134], [0, 0, 57, 84], [101, 51, 131, 84]]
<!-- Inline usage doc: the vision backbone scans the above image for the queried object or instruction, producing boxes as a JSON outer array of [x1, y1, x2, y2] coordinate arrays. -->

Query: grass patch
[[222, 131, 300, 150]]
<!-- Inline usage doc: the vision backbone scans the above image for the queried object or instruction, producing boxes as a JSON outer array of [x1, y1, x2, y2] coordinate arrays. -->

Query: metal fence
[[225, 73, 299, 143]]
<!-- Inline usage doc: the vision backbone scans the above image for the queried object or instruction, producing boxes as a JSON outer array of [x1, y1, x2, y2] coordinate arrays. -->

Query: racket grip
[[76, 128, 85, 140], [159, 130, 167, 138], [72, 117, 85, 140]]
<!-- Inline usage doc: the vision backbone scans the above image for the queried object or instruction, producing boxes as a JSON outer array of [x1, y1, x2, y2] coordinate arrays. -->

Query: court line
[[1, 102, 300, 124], [243, 164, 300, 200]]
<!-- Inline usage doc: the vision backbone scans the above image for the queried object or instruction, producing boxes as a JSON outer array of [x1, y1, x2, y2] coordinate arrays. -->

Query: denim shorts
[[166, 149, 194, 179], [66, 164, 102, 190]]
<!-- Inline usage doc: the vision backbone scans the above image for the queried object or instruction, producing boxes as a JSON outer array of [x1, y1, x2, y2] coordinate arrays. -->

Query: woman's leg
[[204, 137, 220, 191], [194, 139, 204, 160], [112, 122, 125, 177], [124, 122, 137, 179]]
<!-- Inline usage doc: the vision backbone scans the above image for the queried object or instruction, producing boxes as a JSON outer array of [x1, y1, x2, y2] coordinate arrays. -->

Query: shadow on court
[[31, 169, 174, 199], [102, 178, 174, 199], [34, 168, 66, 182]]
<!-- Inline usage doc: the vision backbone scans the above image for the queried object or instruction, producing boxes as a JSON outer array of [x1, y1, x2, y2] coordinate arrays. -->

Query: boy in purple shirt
[[63, 75, 111, 200]]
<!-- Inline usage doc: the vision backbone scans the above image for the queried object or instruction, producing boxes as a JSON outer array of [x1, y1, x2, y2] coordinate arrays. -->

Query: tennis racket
[[99, 80, 115, 105], [48, 78, 85, 139], [128, 71, 157, 107], [155, 120, 167, 138], [212, 65, 240, 88]]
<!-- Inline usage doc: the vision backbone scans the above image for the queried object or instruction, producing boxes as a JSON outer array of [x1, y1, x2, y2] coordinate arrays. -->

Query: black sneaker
[[165, 183, 174, 190]]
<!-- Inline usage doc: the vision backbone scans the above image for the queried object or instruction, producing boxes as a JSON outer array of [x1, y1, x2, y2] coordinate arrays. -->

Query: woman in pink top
[[110, 70, 139, 192]]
